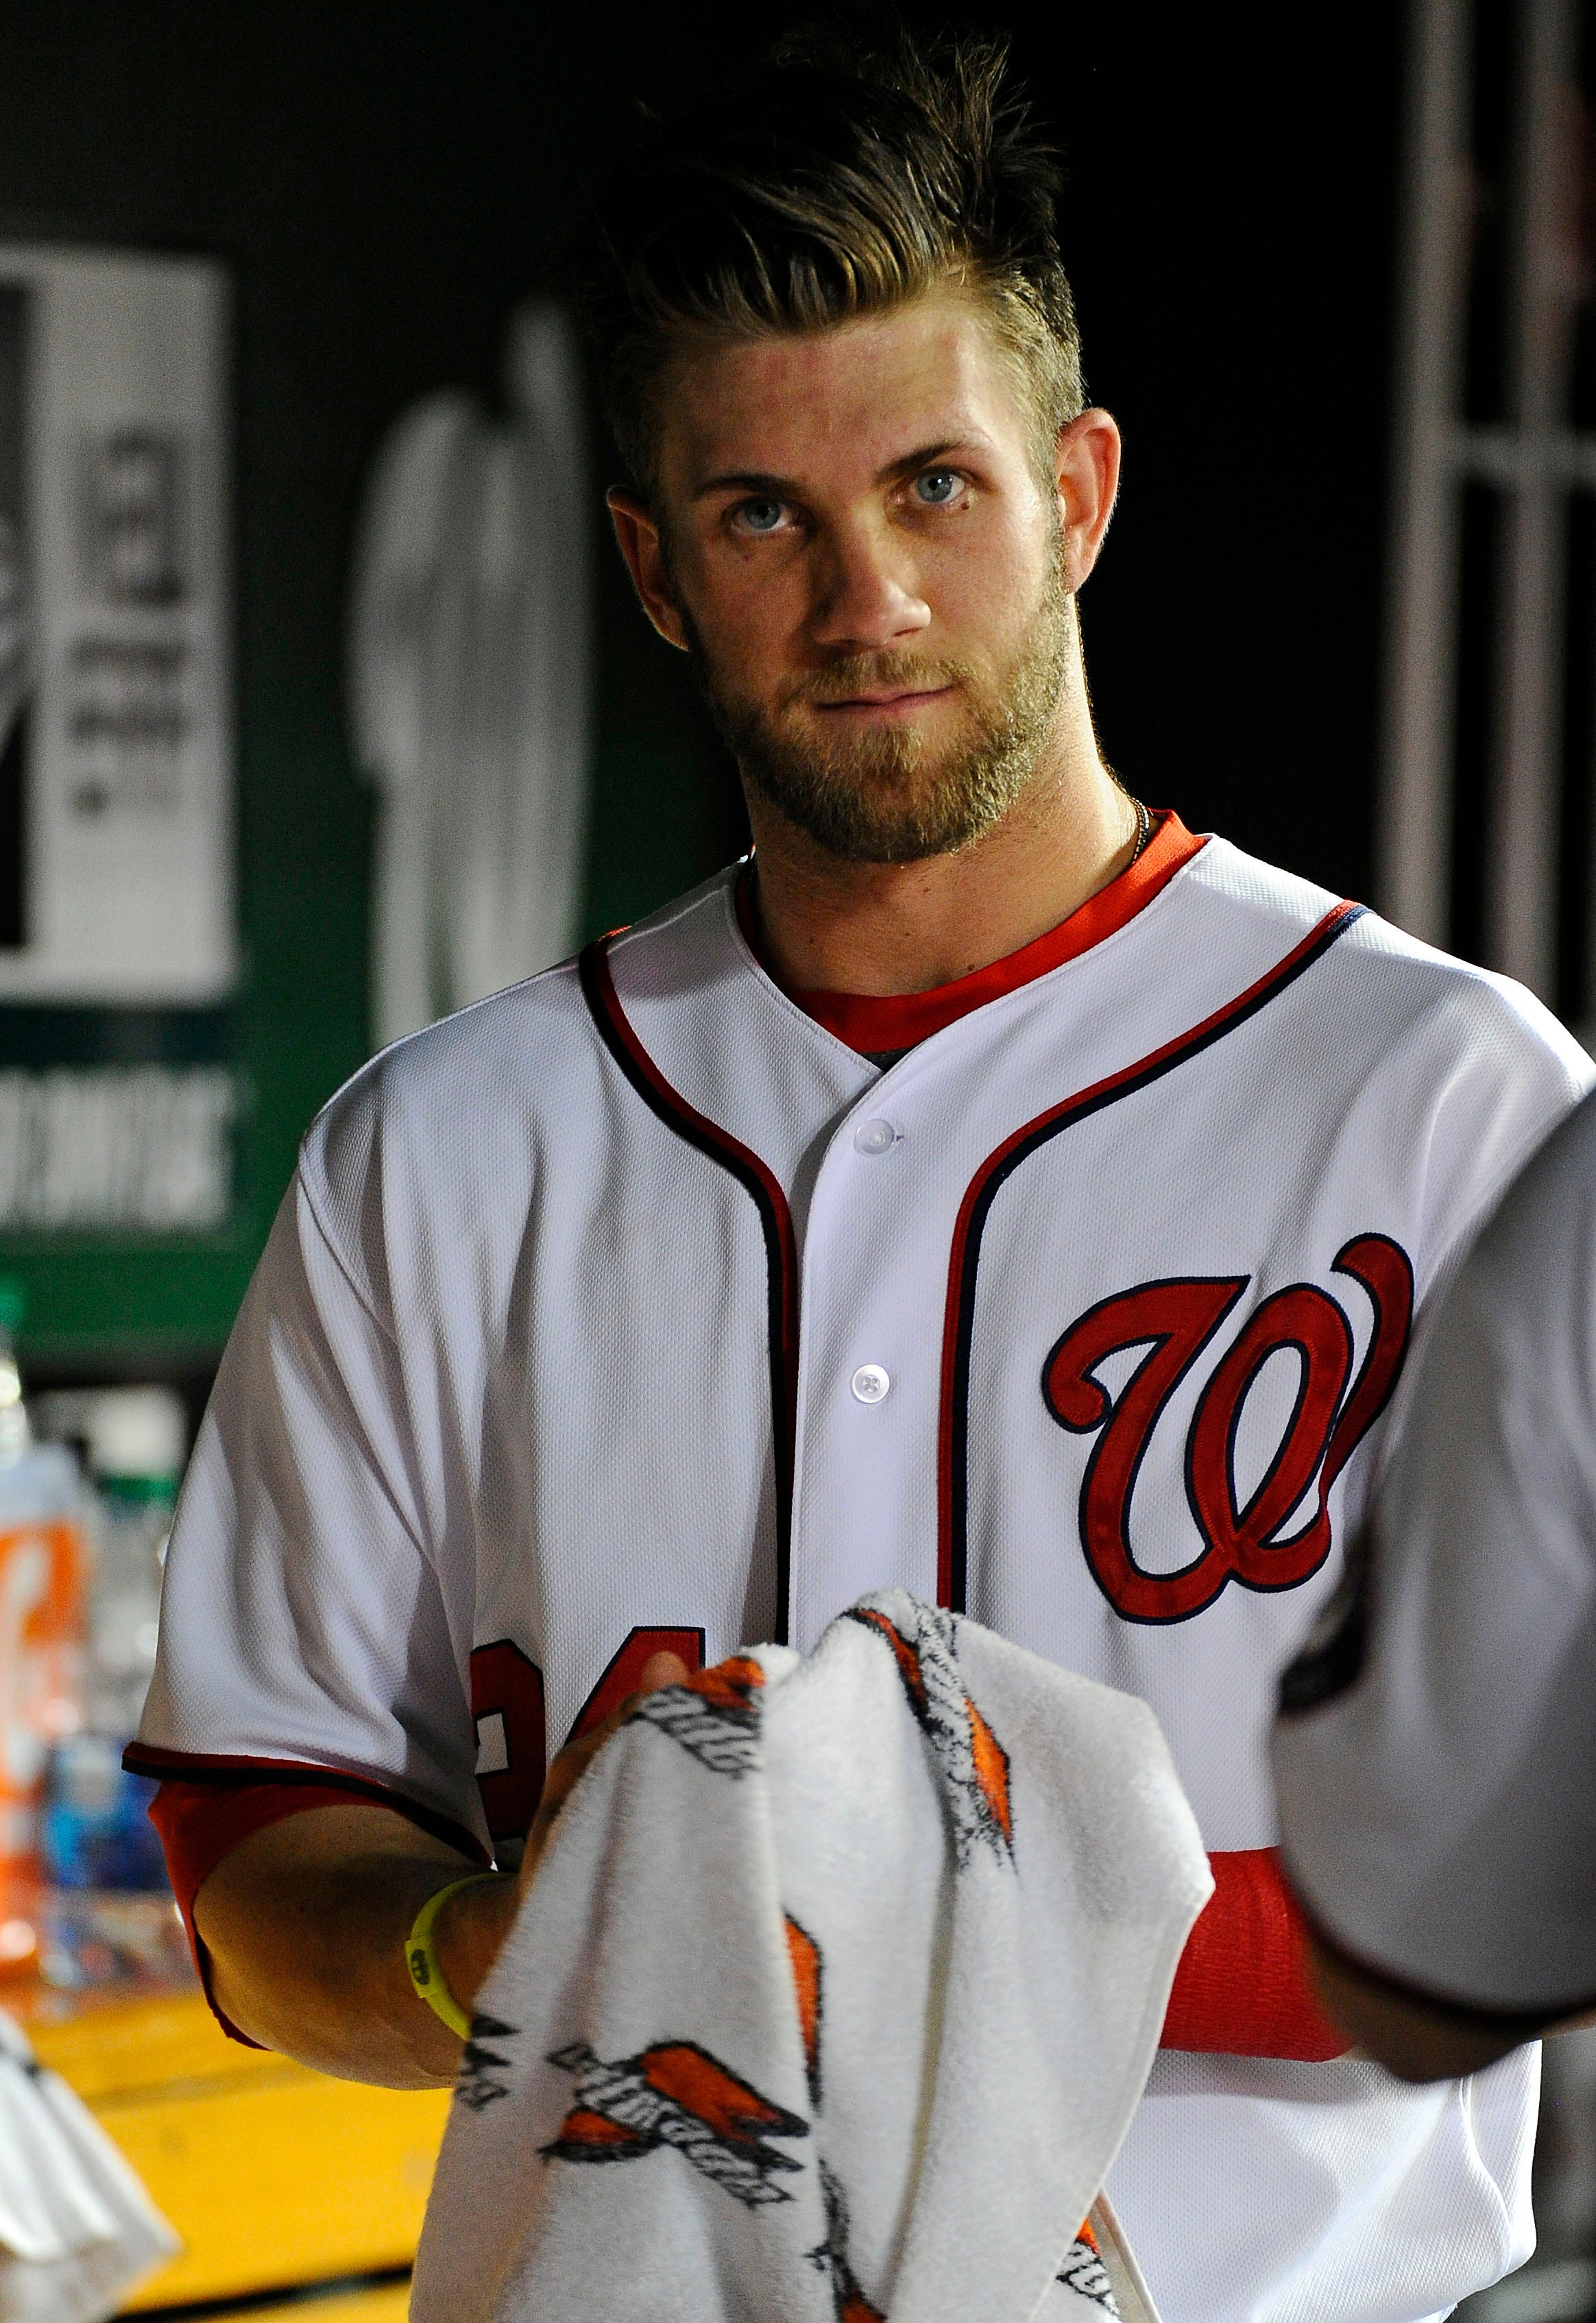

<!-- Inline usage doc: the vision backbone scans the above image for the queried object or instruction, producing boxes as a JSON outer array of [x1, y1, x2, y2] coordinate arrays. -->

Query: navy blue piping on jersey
[[579, 936, 799, 1646], [118, 1742, 489, 1862], [936, 900, 1368, 1615]]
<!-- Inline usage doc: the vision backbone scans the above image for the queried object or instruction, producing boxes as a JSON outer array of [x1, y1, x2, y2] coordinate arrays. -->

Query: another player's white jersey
[[1277, 1084, 1596, 2019], [140, 831, 1590, 2323]]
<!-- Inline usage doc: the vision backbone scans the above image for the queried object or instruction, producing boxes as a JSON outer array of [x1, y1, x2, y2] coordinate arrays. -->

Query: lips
[[810, 683, 956, 714]]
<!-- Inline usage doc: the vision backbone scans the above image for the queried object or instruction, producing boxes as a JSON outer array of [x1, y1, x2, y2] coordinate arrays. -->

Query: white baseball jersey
[[136, 822, 1591, 2323], [1276, 1086, 1596, 2022]]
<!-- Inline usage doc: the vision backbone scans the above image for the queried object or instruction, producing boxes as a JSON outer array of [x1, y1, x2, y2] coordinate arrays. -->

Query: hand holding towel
[[414, 1591, 1211, 2323]]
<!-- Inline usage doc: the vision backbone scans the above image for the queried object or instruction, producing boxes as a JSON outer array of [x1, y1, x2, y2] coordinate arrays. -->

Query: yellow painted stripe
[[26, 1988, 448, 2311]]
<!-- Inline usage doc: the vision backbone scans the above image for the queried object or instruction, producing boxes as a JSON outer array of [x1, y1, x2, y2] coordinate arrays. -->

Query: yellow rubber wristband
[[404, 1871, 512, 2041]]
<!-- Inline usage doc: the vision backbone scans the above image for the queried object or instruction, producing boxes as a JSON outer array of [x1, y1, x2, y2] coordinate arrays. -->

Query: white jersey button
[[850, 1363, 891, 1404], [853, 1118, 897, 1155]]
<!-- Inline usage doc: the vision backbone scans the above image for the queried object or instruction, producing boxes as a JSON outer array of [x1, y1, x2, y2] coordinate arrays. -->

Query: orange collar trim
[[738, 810, 1206, 1056]]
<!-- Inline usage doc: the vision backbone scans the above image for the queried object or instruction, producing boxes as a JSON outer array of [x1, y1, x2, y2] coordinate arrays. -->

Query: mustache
[[779, 651, 972, 710]]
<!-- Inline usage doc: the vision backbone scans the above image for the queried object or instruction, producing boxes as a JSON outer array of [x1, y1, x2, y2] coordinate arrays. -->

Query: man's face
[[640, 293, 1078, 863]]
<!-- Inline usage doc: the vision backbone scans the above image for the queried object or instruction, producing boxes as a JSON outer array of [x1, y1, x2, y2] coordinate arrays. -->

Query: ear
[[607, 489, 690, 652], [1054, 409, 1122, 593]]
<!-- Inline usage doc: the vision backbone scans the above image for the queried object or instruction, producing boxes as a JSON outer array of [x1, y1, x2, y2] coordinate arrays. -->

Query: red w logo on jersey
[[1042, 1233, 1412, 1624]]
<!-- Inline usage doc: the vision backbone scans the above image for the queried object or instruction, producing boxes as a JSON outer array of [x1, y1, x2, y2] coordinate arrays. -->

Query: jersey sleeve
[[130, 1142, 489, 1858], [1274, 1090, 1596, 2019], [1394, 946, 1593, 1294], [143, 1775, 485, 2047]]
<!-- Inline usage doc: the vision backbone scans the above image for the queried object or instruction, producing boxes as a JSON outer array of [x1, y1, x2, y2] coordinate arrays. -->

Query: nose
[[808, 518, 931, 653]]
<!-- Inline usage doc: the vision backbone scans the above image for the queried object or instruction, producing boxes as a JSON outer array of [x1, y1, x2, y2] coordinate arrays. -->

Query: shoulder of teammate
[[1281, 1098, 1596, 1720], [1462, 1083, 1596, 1305], [1414, 1085, 1596, 1492], [1274, 1092, 1596, 2022]]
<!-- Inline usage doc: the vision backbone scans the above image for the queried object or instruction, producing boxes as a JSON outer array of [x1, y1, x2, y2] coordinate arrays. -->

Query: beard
[[686, 541, 1073, 865]]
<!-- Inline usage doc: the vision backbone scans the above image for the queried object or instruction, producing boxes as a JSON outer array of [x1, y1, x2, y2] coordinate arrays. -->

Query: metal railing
[[1382, 0, 1596, 1013]]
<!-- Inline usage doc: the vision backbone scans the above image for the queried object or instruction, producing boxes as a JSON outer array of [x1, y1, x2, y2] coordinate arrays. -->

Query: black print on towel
[[627, 1654, 765, 1777], [457, 2012, 518, 2113], [845, 1599, 1014, 1866], [810, 2162, 887, 2323], [543, 2038, 807, 2207], [786, 1922, 880, 2318], [1057, 2229, 1120, 2315]]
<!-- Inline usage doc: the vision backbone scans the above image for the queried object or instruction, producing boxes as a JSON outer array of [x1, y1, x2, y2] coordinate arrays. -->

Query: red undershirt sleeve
[[1161, 1846, 1348, 2061], [149, 1777, 489, 2047]]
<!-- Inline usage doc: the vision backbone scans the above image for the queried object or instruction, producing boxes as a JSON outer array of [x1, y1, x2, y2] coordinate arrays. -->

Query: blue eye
[[738, 498, 786, 533], [915, 470, 961, 505]]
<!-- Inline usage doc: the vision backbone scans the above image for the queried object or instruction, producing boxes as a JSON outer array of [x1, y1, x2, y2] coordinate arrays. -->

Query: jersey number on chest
[[469, 1625, 706, 1848]]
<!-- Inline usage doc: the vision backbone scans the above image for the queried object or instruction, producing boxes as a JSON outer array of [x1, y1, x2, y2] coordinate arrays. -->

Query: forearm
[[193, 1804, 516, 2087], [188, 1650, 682, 2085], [1304, 1931, 1556, 2082]]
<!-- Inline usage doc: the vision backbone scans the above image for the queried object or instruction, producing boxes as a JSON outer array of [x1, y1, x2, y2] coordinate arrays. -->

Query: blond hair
[[573, 27, 1085, 500]]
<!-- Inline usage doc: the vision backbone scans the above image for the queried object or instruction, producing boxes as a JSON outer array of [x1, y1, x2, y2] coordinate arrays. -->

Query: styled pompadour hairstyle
[[572, 24, 1084, 500]]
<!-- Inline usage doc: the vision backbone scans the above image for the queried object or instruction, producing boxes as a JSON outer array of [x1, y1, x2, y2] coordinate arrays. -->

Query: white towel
[[0, 2009, 178, 2322], [413, 1591, 1211, 2323]]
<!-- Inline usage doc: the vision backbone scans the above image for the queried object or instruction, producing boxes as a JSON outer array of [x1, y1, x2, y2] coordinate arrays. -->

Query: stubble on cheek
[[681, 540, 1074, 866]]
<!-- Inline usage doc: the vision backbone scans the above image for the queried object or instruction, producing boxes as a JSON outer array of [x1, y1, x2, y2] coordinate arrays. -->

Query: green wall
[[0, 4, 747, 1370]]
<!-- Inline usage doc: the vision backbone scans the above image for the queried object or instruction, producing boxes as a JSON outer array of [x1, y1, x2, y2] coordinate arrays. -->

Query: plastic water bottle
[[80, 1389, 182, 1743], [40, 1387, 182, 1894], [0, 1281, 88, 1965]]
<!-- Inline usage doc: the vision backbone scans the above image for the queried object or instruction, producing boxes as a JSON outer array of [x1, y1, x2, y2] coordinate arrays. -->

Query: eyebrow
[[691, 436, 989, 503]]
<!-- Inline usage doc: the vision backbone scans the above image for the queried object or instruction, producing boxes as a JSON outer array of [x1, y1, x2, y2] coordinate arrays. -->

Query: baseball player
[[130, 29, 1591, 2323], [1274, 1086, 1596, 2084]]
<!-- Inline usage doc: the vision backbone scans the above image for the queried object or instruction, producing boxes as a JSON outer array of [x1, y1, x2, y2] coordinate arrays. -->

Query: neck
[[741, 628, 1136, 998]]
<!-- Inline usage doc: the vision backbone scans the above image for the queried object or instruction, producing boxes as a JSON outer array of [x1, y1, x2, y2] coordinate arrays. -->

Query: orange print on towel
[[544, 2037, 807, 2208], [845, 1601, 1014, 1866], [784, 1914, 823, 2108], [628, 1652, 766, 1779]]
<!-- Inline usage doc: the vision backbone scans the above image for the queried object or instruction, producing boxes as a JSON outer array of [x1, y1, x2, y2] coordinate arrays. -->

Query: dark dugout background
[[0, 1, 1403, 1364]]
